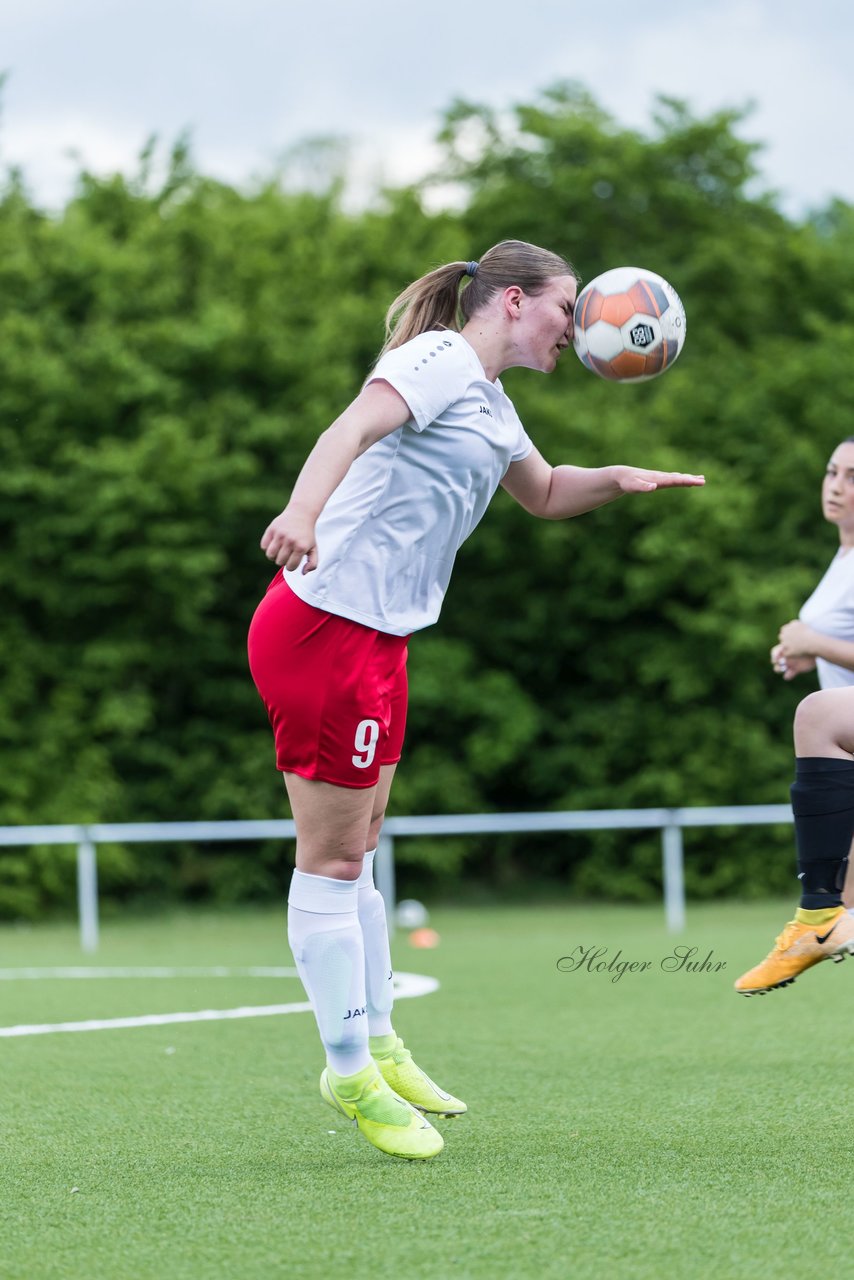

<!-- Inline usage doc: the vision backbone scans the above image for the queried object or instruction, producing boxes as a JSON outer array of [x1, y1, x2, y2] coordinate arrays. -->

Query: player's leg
[[285, 772, 443, 1159], [248, 580, 441, 1156], [357, 764, 467, 1116], [735, 688, 854, 995], [795, 688, 854, 911], [285, 773, 374, 1075], [793, 686, 854, 758], [843, 839, 854, 912], [357, 764, 398, 1041], [249, 576, 394, 1072]]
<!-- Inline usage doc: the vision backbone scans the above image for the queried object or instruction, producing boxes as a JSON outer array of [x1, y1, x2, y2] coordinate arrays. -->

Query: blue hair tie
[[465, 261, 479, 278]]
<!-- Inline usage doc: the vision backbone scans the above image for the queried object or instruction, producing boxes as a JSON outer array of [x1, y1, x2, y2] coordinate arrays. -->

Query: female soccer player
[[735, 686, 854, 995], [735, 437, 854, 995], [248, 240, 705, 1160], [771, 435, 854, 689]]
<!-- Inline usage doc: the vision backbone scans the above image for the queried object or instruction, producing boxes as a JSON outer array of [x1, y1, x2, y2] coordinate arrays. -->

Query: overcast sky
[[0, 0, 851, 217]]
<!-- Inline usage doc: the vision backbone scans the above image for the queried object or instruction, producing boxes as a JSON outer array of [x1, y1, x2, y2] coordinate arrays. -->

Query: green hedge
[[2, 87, 852, 916]]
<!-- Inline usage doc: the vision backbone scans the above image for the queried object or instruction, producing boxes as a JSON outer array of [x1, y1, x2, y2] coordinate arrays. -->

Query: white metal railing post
[[662, 820, 686, 933], [76, 830, 99, 953], [375, 831, 396, 933]]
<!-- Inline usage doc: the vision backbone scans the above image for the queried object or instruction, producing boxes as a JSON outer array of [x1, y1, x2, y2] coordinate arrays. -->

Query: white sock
[[287, 869, 371, 1077], [356, 849, 395, 1039]]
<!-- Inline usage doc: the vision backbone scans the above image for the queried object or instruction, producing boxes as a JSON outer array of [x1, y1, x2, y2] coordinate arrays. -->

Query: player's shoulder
[[375, 329, 479, 378]]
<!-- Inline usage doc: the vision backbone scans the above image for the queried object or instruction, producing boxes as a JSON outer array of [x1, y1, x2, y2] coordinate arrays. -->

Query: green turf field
[[2, 900, 852, 1280]]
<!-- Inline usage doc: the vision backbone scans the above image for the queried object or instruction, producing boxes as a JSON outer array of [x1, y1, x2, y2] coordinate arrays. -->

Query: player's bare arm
[[501, 446, 705, 520], [261, 380, 412, 571]]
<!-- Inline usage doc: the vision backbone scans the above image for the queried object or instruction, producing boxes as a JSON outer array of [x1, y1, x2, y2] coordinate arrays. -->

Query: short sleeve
[[511, 429, 534, 464], [368, 333, 478, 433]]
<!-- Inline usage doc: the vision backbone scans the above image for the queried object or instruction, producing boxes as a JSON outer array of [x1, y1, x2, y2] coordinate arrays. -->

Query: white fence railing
[[0, 805, 795, 952]]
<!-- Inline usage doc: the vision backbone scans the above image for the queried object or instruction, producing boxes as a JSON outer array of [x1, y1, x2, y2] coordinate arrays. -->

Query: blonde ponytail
[[379, 240, 578, 357]]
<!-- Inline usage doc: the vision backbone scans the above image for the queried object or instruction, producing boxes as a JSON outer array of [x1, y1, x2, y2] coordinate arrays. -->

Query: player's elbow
[[507, 489, 552, 519], [503, 475, 556, 519]]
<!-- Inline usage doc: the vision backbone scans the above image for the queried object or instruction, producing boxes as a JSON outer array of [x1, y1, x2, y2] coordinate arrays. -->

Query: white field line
[[0, 971, 439, 1038], [0, 966, 300, 980], [0, 1001, 313, 1037]]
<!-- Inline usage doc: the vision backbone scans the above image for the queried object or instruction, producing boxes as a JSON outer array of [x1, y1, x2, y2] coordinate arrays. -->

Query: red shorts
[[247, 573, 409, 789]]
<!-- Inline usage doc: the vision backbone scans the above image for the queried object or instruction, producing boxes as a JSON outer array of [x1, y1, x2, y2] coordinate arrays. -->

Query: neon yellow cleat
[[371, 1036, 467, 1117], [320, 1062, 443, 1160], [735, 906, 854, 996]]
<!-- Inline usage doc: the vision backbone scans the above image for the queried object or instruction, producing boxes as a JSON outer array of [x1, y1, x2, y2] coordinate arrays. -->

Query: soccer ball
[[572, 267, 686, 382], [395, 898, 429, 929]]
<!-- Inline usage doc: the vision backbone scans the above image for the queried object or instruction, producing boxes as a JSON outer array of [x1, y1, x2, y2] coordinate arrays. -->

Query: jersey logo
[[479, 404, 493, 418]]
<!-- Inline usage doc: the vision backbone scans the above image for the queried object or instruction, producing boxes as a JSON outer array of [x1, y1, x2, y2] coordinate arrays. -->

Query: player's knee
[[299, 851, 364, 882], [794, 690, 836, 754], [332, 854, 365, 882]]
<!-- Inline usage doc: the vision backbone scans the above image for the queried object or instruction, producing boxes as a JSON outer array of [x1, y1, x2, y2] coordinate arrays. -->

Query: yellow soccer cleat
[[735, 906, 854, 996], [320, 1062, 443, 1160], [371, 1036, 467, 1117]]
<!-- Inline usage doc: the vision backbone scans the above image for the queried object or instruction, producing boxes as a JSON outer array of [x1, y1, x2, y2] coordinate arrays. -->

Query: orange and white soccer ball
[[572, 266, 686, 382]]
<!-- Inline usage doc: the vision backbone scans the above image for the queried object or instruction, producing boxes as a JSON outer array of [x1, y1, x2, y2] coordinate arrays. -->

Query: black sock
[[790, 757, 854, 910]]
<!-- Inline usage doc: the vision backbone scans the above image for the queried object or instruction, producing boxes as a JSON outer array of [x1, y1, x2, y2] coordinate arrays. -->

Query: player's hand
[[260, 507, 318, 572], [614, 466, 705, 493], [777, 619, 819, 659], [771, 640, 816, 680]]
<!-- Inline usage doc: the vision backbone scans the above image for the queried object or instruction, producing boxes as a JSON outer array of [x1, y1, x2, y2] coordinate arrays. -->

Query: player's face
[[822, 442, 854, 528], [516, 275, 578, 373]]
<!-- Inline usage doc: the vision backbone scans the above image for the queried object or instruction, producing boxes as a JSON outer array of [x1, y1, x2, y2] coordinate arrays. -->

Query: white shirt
[[284, 330, 534, 635], [799, 546, 854, 687]]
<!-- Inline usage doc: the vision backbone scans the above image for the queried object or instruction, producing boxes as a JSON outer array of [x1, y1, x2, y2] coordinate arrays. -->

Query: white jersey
[[799, 546, 854, 687], [284, 330, 534, 635]]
